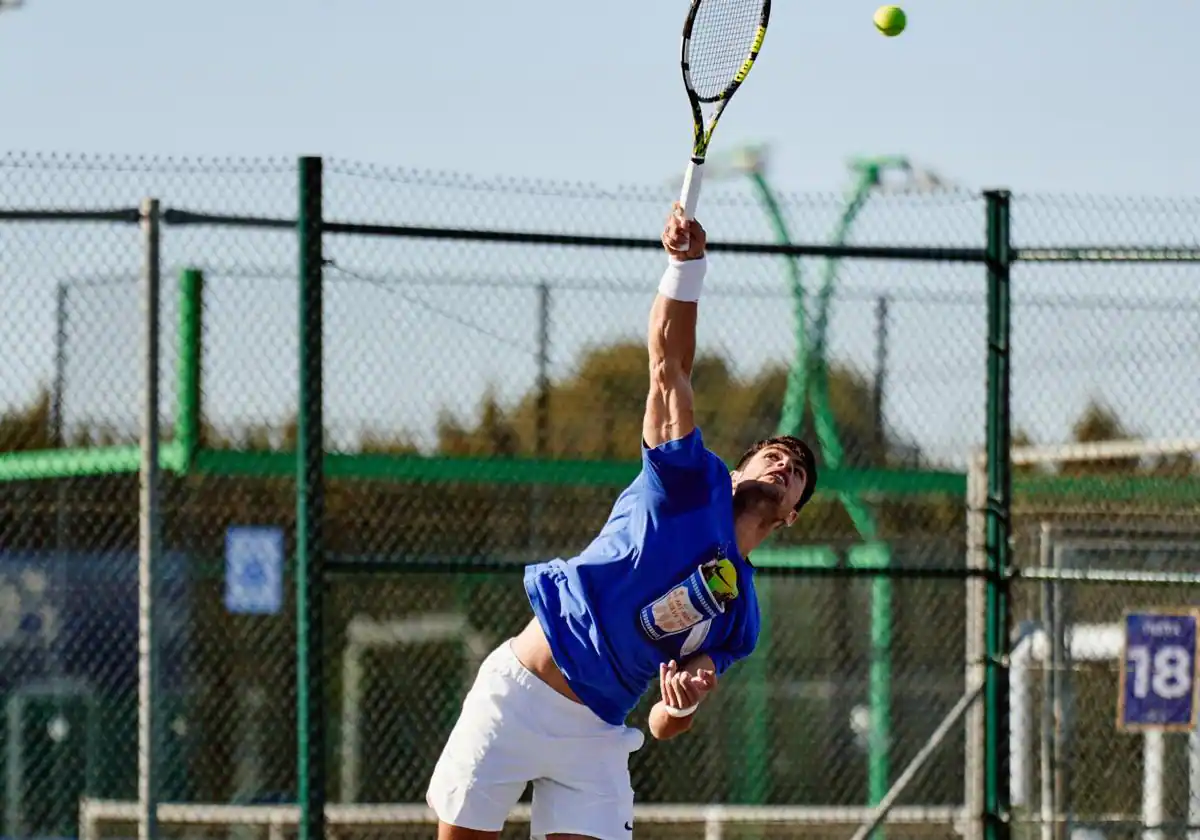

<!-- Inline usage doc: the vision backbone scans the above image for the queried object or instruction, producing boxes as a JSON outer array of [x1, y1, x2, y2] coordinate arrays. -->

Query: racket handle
[[678, 160, 705, 222]]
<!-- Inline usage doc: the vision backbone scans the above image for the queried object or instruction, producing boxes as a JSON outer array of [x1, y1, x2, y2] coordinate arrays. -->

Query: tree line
[[0, 340, 1191, 556]]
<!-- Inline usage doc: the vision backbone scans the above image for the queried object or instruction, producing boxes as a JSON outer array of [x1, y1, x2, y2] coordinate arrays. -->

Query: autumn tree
[[434, 341, 897, 472], [2, 360, 1191, 556], [0, 387, 53, 451], [1065, 398, 1140, 475]]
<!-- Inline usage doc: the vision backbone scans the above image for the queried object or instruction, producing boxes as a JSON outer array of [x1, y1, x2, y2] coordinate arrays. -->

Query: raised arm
[[643, 207, 708, 449]]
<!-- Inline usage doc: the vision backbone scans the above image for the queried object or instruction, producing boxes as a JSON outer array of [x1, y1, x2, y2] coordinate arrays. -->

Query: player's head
[[729, 435, 818, 528]]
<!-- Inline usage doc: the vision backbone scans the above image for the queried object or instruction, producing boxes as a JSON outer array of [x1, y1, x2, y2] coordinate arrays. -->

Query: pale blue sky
[[2, 1, 1198, 466], [3, 0, 1199, 194]]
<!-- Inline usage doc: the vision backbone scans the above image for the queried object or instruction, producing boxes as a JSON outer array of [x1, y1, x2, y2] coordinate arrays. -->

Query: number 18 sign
[[1118, 609, 1200, 732]]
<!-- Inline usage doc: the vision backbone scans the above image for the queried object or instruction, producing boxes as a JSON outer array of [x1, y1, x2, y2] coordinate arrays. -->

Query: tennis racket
[[677, 0, 771, 229]]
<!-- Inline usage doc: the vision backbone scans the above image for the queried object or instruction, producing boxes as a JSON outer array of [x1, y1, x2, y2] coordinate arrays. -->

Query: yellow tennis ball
[[873, 5, 906, 37]]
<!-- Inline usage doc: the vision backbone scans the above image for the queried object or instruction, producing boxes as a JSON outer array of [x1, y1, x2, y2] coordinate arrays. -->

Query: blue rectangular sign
[[1119, 610, 1200, 731], [225, 526, 284, 616]]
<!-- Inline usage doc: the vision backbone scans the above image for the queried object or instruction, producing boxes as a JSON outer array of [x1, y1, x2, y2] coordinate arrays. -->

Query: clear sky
[[2, 0, 1198, 466], [3, 0, 1200, 195]]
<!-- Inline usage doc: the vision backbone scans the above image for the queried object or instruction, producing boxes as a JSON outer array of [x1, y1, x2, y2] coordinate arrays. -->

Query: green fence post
[[175, 268, 203, 474], [983, 189, 1013, 840], [849, 541, 893, 838], [296, 156, 327, 840]]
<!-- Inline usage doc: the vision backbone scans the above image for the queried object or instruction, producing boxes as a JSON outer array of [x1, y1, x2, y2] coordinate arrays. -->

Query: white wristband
[[657, 256, 707, 302], [664, 703, 699, 718]]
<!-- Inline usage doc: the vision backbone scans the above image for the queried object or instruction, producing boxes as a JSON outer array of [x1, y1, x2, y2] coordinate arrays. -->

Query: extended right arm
[[642, 208, 708, 450]]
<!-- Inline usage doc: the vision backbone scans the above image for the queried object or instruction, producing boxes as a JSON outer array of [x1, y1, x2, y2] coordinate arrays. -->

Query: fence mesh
[[1, 153, 1198, 839], [1002, 192, 1200, 838], [1009, 528, 1200, 840]]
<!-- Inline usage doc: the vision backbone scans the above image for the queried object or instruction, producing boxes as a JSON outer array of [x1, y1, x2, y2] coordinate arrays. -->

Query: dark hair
[[735, 435, 819, 512]]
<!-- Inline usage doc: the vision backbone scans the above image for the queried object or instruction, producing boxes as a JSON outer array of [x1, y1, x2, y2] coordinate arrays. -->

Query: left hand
[[659, 659, 717, 711]]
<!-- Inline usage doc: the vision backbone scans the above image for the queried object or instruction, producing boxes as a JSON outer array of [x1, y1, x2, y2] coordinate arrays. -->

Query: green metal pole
[[807, 167, 888, 837], [749, 169, 809, 444], [175, 268, 203, 474], [850, 541, 892, 832], [983, 190, 1013, 840], [748, 163, 890, 830], [808, 166, 882, 537], [171, 266, 203, 800], [296, 156, 327, 840]]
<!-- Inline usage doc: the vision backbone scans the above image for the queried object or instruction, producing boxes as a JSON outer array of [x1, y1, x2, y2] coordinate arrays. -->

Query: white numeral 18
[[1128, 644, 1193, 700]]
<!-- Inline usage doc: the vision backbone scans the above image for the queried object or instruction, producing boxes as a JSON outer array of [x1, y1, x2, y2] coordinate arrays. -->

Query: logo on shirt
[[638, 547, 738, 642], [702, 555, 739, 605]]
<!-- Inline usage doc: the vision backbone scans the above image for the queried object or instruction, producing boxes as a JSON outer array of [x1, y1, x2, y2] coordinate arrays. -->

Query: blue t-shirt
[[523, 427, 761, 726]]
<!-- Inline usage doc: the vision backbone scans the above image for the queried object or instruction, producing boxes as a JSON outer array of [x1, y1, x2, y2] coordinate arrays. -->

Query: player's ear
[[783, 510, 799, 528]]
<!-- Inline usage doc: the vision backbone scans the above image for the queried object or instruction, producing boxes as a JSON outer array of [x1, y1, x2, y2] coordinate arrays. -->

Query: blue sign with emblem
[[225, 527, 284, 616], [1118, 610, 1200, 731]]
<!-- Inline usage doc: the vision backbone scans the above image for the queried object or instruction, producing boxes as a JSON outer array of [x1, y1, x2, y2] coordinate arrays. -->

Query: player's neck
[[733, 511, 777, 558]]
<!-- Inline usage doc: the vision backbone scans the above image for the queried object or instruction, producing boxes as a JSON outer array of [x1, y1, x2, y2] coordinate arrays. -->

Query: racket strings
[[685, 0, 765, 102]]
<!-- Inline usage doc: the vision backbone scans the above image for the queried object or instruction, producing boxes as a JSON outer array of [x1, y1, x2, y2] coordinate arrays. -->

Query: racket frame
[[677, 0, 771, 222]]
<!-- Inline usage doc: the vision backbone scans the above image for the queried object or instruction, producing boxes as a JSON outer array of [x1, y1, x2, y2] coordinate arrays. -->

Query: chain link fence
[[1003, 193, 1200, 839], [1, 152, 1197, 839]]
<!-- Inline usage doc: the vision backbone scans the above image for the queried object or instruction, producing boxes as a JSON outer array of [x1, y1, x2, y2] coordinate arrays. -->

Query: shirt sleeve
[[707, 600, 762, 676], [640, 427, 721, 510], [707, 648, 741, 677]]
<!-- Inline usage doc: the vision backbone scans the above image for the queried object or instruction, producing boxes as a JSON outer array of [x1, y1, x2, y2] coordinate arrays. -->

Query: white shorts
[[426, 640, 645, 839]]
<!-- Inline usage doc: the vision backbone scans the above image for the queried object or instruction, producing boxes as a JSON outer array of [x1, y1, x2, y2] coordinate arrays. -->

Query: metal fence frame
[[5, 155, 1200, 840]]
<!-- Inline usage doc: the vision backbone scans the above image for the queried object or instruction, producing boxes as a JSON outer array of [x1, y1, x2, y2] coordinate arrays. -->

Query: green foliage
[[9, 343, 1188, 554], [432, 341, 898, 472], [0, 388, 52, 451]]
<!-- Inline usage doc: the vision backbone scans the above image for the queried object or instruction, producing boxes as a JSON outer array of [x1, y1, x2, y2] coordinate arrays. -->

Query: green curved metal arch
[[751, 157, 918, 830]]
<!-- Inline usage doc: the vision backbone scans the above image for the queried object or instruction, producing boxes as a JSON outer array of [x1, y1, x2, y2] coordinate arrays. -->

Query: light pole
[[694, 145, 951, 829]]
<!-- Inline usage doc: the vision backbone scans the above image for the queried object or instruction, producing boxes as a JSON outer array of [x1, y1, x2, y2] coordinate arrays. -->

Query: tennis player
[[426, 206, 818, 840]]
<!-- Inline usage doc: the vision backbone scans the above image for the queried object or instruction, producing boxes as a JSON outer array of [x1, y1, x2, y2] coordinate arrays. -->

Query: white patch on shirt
[[643, 584, 706, 638], [680, 620, 712, 657]]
